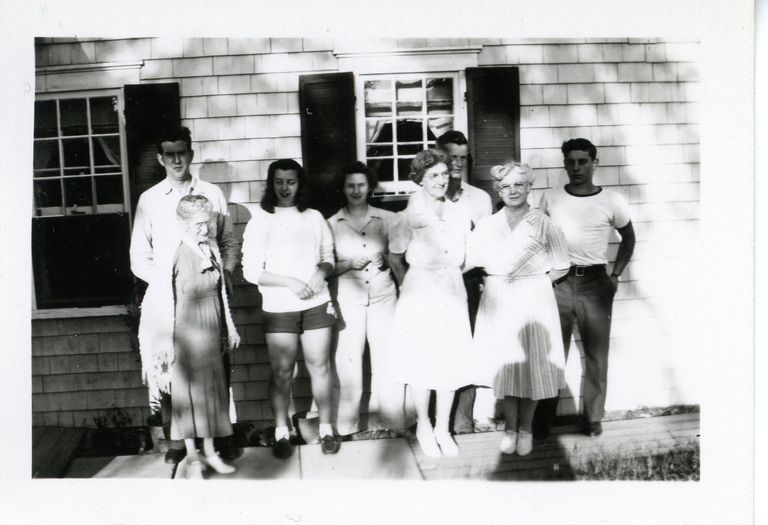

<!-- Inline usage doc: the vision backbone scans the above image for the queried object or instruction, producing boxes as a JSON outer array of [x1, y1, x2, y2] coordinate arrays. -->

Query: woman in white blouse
[[468, 162, 570, 456], [327, 162, 409, 437], [389, 149, 474, 458], [242, 159, 340, 458]]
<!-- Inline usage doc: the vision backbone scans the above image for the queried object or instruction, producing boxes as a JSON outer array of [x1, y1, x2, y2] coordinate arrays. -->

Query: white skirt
[[473, 274, 566, 400], [390, 266, 474, 391]]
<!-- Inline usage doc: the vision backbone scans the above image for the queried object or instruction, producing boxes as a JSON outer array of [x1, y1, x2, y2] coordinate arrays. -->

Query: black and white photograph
[[0, 0, 758, 524]]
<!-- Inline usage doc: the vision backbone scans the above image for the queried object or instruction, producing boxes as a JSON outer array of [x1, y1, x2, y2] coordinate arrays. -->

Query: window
[[299, 66, 519, 212], [32, 90, 133, 310], [34, 94, 127, 217], [358, 73, 460, 193]]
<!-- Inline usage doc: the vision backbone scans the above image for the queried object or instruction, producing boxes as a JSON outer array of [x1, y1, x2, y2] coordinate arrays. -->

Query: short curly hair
[[408, 149, 449, 184], [490, 161, 535, 192]]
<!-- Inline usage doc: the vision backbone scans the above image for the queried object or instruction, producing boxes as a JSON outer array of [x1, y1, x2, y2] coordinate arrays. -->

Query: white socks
[[275, 426, 290, 441], [318, 423, 333, 438]]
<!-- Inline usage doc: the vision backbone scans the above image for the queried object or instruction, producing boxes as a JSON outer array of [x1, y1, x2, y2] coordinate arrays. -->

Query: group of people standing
[[130, 125, 635, 478]]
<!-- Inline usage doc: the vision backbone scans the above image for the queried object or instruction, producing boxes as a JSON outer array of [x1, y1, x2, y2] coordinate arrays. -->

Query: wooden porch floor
[[60, 412, 699, 480]]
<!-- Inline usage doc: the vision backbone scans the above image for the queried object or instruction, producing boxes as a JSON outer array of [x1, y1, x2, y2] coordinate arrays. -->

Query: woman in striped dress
[[468, 162, 570, 456]]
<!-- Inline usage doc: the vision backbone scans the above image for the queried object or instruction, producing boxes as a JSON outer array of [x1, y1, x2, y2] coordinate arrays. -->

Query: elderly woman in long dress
[[389, 149, 474, 458], [171, 194, 240, 478], [468, 162, 570, 456]]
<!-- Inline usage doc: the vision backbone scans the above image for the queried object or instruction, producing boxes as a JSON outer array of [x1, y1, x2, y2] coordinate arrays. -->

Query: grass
[[571, 439, 700, 481]]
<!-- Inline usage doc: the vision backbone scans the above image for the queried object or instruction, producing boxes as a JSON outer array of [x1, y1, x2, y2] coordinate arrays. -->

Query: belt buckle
[[575, 266, 586, 277]]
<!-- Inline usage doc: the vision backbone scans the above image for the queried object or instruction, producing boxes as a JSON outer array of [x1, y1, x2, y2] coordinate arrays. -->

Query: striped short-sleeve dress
[[468, 208, 570, 400]]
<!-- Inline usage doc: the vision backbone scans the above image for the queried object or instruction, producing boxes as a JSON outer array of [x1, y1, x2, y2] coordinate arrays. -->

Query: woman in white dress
[[468, 162, 570, 456], [389, 149, 474, 458]]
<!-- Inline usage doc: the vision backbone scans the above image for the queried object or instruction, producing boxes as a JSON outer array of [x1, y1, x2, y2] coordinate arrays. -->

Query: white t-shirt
[[539, 186, 631, 266], [242, 206, 334, 313], [451, 181, 493, 226]]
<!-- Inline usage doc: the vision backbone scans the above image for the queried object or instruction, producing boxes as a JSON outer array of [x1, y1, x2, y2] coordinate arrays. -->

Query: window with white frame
[[358, 73, 460, 193], [32, 90, 133, 310], [34, 94, 127, 217]]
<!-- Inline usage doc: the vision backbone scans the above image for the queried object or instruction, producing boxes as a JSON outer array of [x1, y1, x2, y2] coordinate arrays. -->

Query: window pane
[[427, 77, 453, 115], [364, 80, 392, 117], [59, 98, 88, 136], [397, 159, 414, 182], [33, 140, 60, 172], [92, 135, 121, 166], [366, 144, 393, 157], [62, 138, 91, 171], [34, 179, 62, 209], [34, 100, 58, 138], [395, 119, 425, 143], [428, 117, 453, 141], [90, 97, 119, 134], [64, 177, 93, 209], [368, 158, 393, 182], [397, 144, 423, 156], [396, 80, 423, 116], [95, 175, 124, 205], [366, 119, 392, 143]]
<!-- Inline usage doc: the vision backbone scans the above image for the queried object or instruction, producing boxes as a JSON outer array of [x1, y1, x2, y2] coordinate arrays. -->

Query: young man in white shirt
[[130, 126, 240, 463], [537, 138, 635, 437], [436, 131, 496, 434]]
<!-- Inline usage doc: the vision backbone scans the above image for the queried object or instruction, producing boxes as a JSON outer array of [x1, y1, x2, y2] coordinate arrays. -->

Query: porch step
[[32, 426, 87, 478]]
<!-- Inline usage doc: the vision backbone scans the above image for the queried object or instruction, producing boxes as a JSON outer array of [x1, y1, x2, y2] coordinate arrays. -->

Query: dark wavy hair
[[408, 149, 449, 184], [562, 138, 597, 161], [334, 161, 379, 203], [155, 125, 193, 153], [261, 159, 310, 213]]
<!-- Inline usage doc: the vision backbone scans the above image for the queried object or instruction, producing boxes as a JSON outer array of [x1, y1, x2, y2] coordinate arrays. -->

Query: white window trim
[[32, 88, 133, 317], [338, 45, 478, 195], [356, 72, 465, 194]]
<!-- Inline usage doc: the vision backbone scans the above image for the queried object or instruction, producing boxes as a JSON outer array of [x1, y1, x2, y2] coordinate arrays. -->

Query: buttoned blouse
[[467, 208, 570, 278], [328, 206, 397, 306], [389, 190, 471, 270]]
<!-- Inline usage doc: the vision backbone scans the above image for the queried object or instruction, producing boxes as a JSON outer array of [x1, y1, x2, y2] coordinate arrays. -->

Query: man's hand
[[228, 330, 241, 350], [609, 274, 619, 294]]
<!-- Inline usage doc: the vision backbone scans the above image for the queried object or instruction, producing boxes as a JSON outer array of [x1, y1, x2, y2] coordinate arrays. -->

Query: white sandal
[[204, 453, 236, 474]]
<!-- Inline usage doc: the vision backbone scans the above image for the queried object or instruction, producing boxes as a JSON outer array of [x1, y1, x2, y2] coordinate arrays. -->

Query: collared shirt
[[130, 177, 239, 285], [390, 190, 472, 270], [450, 181, 493, 226], [242, 206, 334, 313], [467, 208, 570, 277], [327, 205, 397, 306], [539, 186, 631, 266]]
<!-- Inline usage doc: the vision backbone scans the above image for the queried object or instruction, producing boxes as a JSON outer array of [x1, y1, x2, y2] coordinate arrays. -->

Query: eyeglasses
[[498, 182, 529, 193]]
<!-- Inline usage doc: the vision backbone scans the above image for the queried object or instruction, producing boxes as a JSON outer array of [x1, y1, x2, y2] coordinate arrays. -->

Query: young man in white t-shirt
[[537, 138, 635, 437]]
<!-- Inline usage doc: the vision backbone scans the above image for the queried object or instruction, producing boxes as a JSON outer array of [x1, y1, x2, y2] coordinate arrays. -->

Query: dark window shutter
[[466, 67, 520, 198], [123, 83, 181, 216], [299, 72, 356, 217]]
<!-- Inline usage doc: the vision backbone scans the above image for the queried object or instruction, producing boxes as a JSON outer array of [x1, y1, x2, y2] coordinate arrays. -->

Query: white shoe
[[416, 425, 442, 458], [204, 453, 236, 474], [433, 431, 459, 457], [516, 430, 533, 456], [186, 458, 205, 479], [499, 431, 517, 455]]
